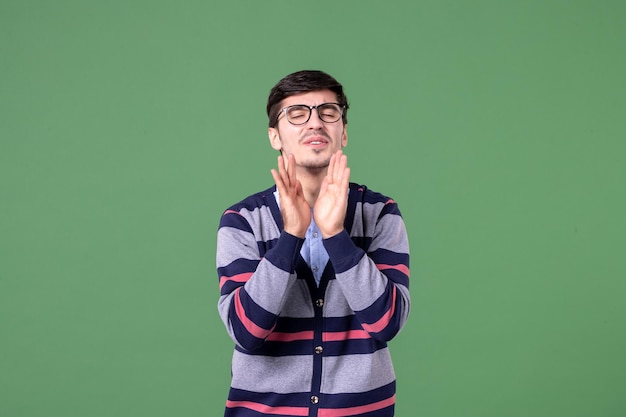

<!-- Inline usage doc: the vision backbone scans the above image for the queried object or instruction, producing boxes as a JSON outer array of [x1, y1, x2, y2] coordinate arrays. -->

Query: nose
[[306, 107, 325, 129]]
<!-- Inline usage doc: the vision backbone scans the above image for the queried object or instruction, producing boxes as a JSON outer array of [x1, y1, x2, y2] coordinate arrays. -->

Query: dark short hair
[[267, 70, 349, 128]]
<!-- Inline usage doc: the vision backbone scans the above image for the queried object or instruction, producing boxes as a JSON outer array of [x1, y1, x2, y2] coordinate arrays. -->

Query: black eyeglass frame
[[276, 102, 346, 126]]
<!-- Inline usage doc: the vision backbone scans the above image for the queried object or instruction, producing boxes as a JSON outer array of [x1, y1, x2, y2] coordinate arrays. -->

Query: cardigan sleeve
[[323, 198, 410, 342], [216, 207, 304, 351]]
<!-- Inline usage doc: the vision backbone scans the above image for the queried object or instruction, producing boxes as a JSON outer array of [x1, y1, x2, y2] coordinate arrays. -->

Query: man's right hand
[[270, 154, 311, 238]]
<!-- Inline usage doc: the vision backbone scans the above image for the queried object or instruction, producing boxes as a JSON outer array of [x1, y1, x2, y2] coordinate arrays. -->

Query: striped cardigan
[[217, 183, 411, 417]]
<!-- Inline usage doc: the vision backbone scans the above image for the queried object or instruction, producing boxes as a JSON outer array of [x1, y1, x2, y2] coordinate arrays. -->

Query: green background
[[1, 1, 625, 416]]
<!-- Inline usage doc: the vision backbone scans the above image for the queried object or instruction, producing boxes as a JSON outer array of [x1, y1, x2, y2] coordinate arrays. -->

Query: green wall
[[1, 1, 625, 416]]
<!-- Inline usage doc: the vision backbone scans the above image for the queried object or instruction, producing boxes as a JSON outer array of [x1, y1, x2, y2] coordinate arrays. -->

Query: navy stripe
[[370, 248, 409, 268], [256, 237, 278, 256], [378, 202, 402, 218], [239, 338, 388, 358], [379, 268, 409, 288], [324, 338, 388, 356], [227, 387, 310, 406], [320, 381, 396, 408], [272, 317, 315, 333], [351, 235, 373, 251], [267, 310, 384, 333], [219, 212, 254, 233]]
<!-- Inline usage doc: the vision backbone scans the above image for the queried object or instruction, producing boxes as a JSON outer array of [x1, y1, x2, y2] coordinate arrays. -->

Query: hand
[[314, 150, 350, 238], [271, 154, 311, 238]]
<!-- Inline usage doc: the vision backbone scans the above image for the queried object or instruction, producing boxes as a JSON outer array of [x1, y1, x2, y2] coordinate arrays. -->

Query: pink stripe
[[266, 330, 314, 342], [361, 287, 397, 334], [384, 199, 396, 205], [318, 395, 396, 417], [234, 290, 273, 339], [223, 209, 241, 215], [323, 329, 371, 342], [226, 400, 309, 416], [219, 272, 253, 290], [376, 263, 410, 277]]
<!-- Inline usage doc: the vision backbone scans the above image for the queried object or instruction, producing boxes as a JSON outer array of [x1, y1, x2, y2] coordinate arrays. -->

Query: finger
[[332, 151, 347, 183], [335, 150, 345, 175], [278, 155, 287, 176], [277, 155, 292, 188], [277, 155, 284, 176], [326, 152, 337, 182], [274, 155, 292, 193], [271, 168, 287, 195], [287, 154, 297, 185], [336, 152, 347, 178], [341, 166, 351, 190]]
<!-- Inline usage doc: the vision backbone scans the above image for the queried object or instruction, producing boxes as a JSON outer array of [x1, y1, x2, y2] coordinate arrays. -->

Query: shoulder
[[346, 183, 406, 239], [218, 185, 279, 232], [349, 183, 401, 212], [218, 186, 282, 250], [222, 185, 277, 215]]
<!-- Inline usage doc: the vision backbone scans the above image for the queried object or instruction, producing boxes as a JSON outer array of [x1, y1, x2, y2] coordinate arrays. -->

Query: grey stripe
[[367, 214, 410, 254], [217, 226, 260, 266], [334, 257, 390, 312], [230, 350, 314, 393], [237, 205, 281, 242], [321, 348, 396, 394]]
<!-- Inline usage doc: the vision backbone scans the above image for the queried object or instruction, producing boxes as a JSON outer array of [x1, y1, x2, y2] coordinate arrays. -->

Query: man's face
[[268, 89, 348, 172]]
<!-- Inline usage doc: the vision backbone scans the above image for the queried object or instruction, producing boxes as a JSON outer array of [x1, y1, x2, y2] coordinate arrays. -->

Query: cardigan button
[[315, 299, 324, 307], [315, 345, 323, 354], [311, 395, 319, 404]]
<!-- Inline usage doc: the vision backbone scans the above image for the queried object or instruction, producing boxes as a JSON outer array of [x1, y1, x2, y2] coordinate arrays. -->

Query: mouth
[[302, 135, 329, 147]]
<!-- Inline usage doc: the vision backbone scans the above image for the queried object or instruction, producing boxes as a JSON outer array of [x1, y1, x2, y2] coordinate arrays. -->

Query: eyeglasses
[[277, 102, 345, 125]]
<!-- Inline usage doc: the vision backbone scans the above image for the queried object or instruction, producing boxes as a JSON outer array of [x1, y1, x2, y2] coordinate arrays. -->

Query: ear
[[341, 125, 348, 148], [268, 127, 282, 151]]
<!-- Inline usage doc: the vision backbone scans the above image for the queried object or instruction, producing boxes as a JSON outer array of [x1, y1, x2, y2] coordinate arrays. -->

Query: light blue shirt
[[274, 192, 329, 285], [301, 216, 329, 285]]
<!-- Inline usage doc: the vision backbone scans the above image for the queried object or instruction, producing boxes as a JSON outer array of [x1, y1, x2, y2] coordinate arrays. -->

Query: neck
[[296, 166, 327, 207]]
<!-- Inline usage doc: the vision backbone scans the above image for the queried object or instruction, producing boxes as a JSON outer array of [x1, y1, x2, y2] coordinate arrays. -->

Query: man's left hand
[[314, 150, 350, 238]]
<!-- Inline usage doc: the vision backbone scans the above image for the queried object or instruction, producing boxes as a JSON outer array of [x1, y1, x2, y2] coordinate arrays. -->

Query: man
[[216, 70, 410, 417]]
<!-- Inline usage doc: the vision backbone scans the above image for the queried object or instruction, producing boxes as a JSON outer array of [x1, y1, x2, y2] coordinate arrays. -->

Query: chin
[[301, 158, 331, 170]]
